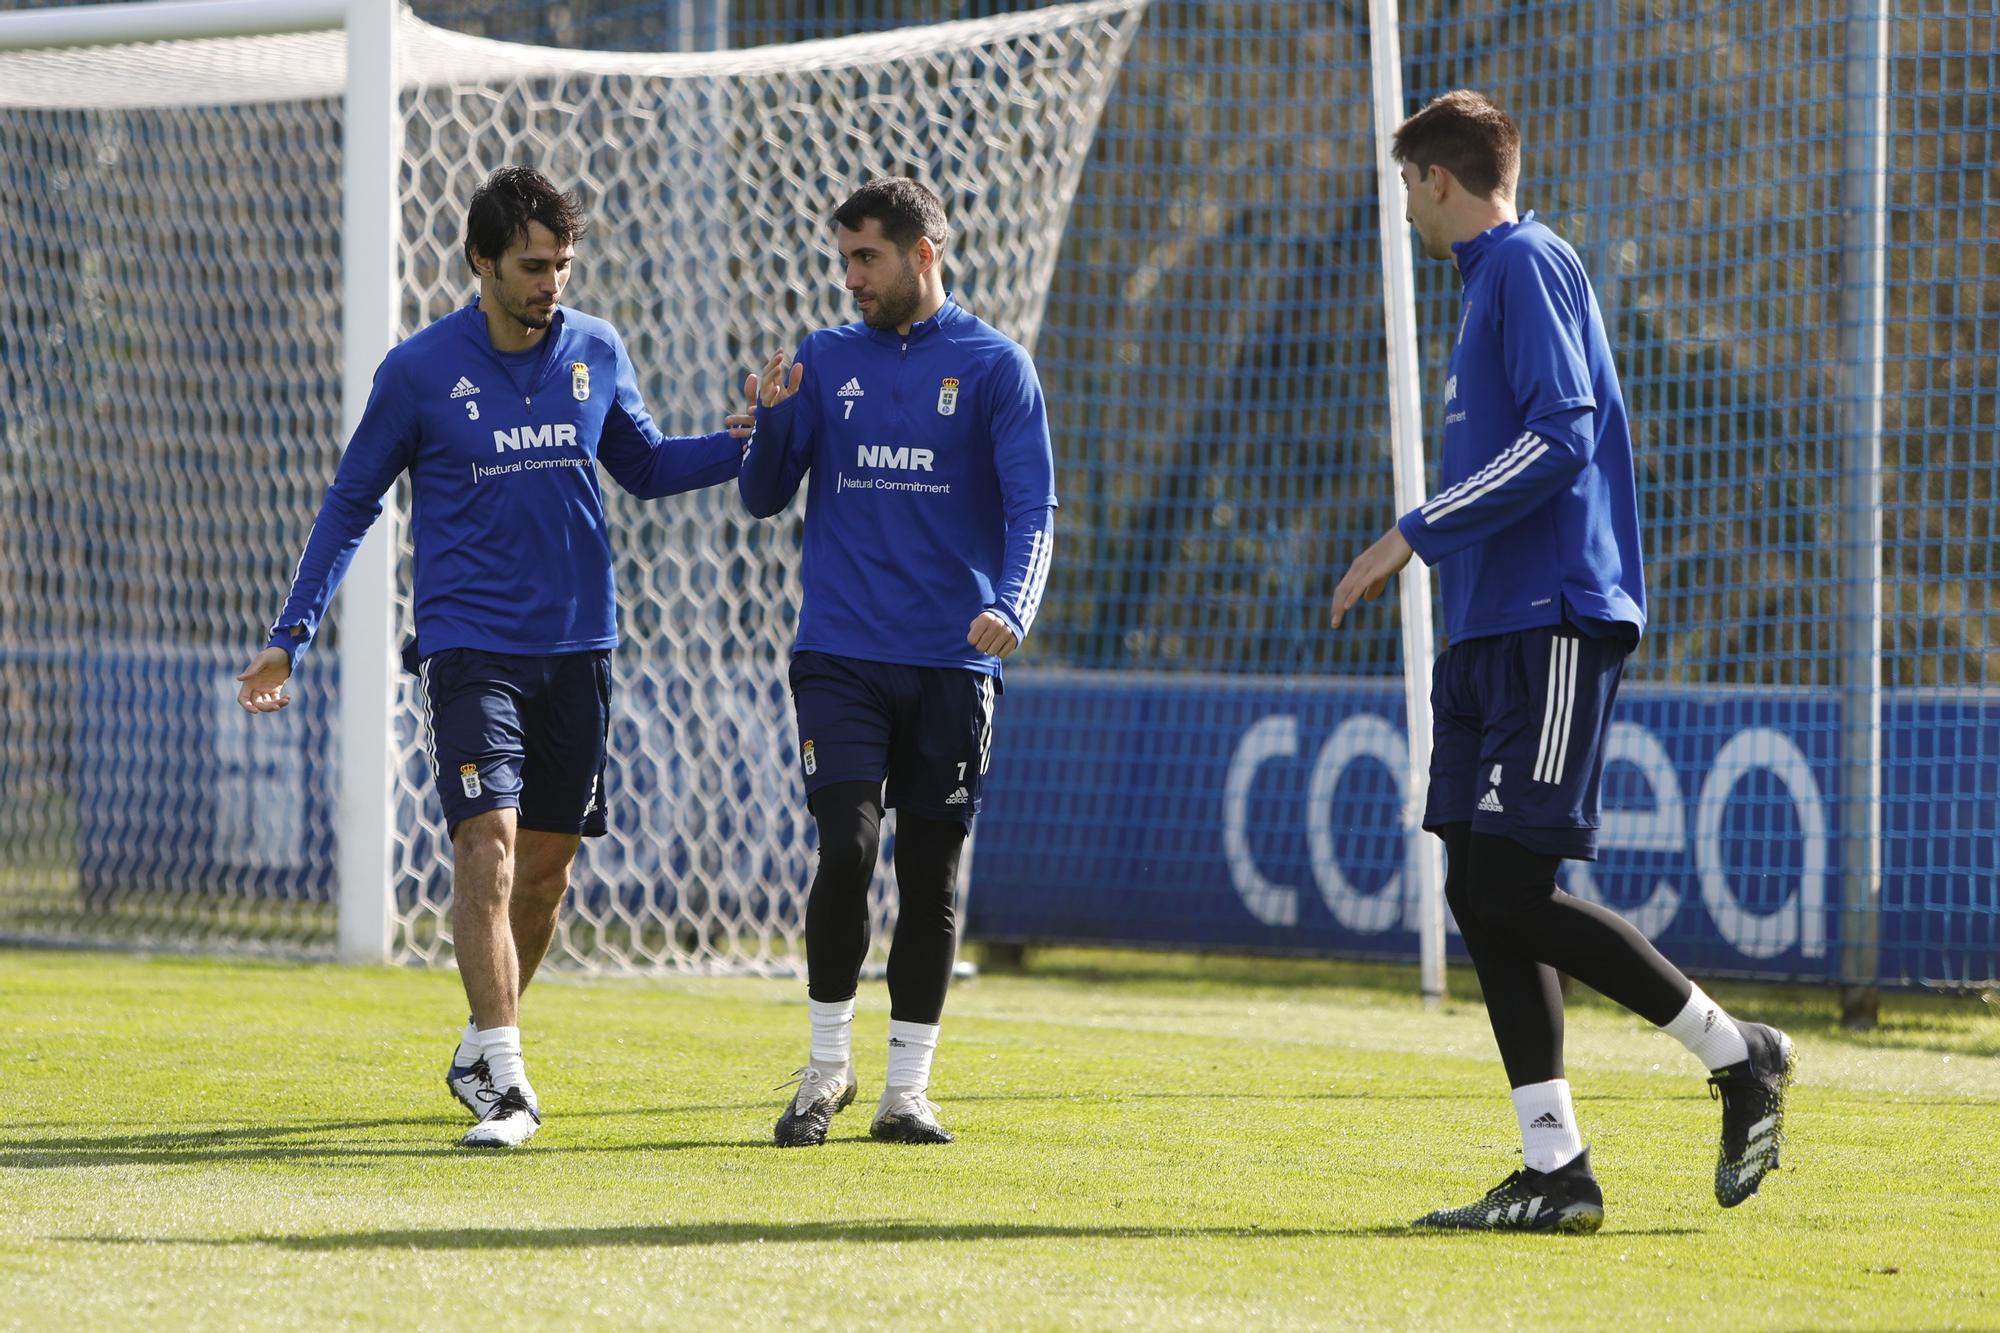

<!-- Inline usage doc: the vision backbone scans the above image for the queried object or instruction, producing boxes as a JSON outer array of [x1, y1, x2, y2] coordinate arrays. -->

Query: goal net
[[0, 0, 1147, 967]]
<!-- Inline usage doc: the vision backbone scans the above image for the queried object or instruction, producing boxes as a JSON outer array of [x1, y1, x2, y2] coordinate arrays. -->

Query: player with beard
[[738, 177, 1055, 1146]]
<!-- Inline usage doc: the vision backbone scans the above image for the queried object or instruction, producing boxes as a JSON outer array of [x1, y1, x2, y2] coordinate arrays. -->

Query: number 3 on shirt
[[465, 400, 480, 421]]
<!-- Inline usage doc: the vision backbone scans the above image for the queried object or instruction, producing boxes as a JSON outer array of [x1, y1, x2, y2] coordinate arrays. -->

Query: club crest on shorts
[[802, 739, 817, 775], [936, 377, 959, 416], [459, 763, 482, 799], [570, 361, 590, 401]]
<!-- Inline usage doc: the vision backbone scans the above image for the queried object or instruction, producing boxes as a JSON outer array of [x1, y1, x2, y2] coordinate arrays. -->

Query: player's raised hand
[[1329, 525, 1415, 629], [967, 610, 1019, 658], [235, 646, 294, 713], [744, 349, 804, 411]]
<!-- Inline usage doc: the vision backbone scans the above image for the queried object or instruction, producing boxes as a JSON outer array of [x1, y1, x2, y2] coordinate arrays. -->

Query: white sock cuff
[[476, 1024, 522, 1055], [886, 1018, 940, 1049], [1509, 1077, 1573, 1115], [808, 998, 855, 1069], [885, 1019, 940, 1091]]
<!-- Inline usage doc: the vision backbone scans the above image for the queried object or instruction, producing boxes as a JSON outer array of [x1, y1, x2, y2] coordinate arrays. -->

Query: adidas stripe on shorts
[[1423, 621, 1633, 861]]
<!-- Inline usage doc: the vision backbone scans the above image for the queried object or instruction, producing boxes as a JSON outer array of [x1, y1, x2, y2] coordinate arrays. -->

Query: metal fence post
[[1367, 0, 1445, 1003], [1839, 0, 1888, 1026], [336, 0, 401, 964]]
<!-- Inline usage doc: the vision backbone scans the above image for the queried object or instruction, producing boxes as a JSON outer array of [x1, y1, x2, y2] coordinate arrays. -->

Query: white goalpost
[[0, 0, 1147, 971]]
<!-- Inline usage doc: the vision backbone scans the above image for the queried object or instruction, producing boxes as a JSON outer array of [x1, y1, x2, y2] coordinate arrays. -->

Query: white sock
[[454, 1018, 479, 1067], [476, 1025, 534, 1104], [884, 1019, 939, 1091], [1511, 1078, 1585, 1173], [808, 998, 855, 1071], [1660, 983, 1750, 1071]]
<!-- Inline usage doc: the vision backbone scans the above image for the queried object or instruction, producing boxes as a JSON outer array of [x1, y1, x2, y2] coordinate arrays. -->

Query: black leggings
[[804, 780, 967, 1025], [1439, 823, 1693, 1087]]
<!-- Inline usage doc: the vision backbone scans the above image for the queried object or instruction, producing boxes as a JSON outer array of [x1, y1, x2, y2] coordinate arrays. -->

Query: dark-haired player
[[1331, 92, 1795, 1230], [237, 167, 752, 1148], [739, 177, 1055, 1147]]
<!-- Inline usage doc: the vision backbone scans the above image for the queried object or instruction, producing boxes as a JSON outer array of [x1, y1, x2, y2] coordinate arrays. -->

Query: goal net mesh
[[0, 0, 1146, 967]]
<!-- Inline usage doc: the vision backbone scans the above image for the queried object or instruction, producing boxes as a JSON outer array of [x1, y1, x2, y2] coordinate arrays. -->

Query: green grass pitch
[[2, 947, 1996, 1329]]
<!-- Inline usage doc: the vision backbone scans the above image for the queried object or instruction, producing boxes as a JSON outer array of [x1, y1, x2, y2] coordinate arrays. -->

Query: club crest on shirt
[[936, 377, 959, 416], [571, 361, 590, 401], [802, 739, 817, 775]]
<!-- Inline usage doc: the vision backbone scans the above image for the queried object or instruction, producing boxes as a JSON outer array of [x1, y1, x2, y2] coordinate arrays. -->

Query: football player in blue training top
[[236, 167, 753, 1150], [1330, 91, 1795, 1231], [739, 177, 1055, 1147]]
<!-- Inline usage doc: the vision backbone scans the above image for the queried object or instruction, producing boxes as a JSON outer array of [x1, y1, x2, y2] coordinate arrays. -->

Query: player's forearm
[[623, 429, 743, 499], [737, 400, 804, 518], [988, 505, 1055, 643], [266, 487, 383, 666], [1398, 429, 1586, 565]]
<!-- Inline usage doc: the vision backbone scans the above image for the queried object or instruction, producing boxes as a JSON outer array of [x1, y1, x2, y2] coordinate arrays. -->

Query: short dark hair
[[1391, 90, 1520, 199], [463, 167, 587, 274], [830, 177, 949, 253]]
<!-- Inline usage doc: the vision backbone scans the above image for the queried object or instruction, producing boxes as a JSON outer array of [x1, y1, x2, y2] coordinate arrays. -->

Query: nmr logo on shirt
[[493, 423, 580, 453], [856, 444, 935, 472]]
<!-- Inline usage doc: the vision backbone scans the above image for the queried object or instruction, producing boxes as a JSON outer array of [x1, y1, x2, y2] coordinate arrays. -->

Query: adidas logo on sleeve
[[836, 378, 865, 398]]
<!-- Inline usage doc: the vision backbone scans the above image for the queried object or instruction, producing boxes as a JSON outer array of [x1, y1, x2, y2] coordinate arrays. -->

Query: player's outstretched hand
[[235, 646, 294, 713], [1329, 525, 1415, 629], [744, 350, 804, 411], [726, 363, 764, 442], [967, 611, 1019, 658]]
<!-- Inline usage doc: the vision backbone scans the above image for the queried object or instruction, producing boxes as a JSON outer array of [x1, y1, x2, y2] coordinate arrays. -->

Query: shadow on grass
[[66, 1219, 1708, 1249], [2, 1084, 1740, 1170], [0, 1142, 751, 1168], [0, 1110, 767, 1168], [74, 1219, 1334, 1250], [1314, 1224, 1704, 1239]]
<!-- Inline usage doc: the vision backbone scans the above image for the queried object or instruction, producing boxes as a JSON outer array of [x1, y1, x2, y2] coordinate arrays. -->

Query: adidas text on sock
[[1511, 1078, 1584, 1173], [885, 1019, 940, 1091]]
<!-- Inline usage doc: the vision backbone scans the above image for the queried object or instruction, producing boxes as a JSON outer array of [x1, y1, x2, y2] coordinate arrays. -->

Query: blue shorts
[[788, 651, 996, 828], [1423, 624, 1632, 861], [415, 647, 611, 839]]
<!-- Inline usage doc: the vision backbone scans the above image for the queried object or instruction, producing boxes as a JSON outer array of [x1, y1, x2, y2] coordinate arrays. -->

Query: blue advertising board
[[76, 646, 338, 907], [60, 647, 1997, 988], [968, 671, 1999, 988]]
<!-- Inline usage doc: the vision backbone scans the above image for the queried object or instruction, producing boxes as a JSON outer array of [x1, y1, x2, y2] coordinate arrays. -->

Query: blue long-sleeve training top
[[267, 300, 741, 667], [738, 296, 1057, 676], [1396, 213, 1647, 644]]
